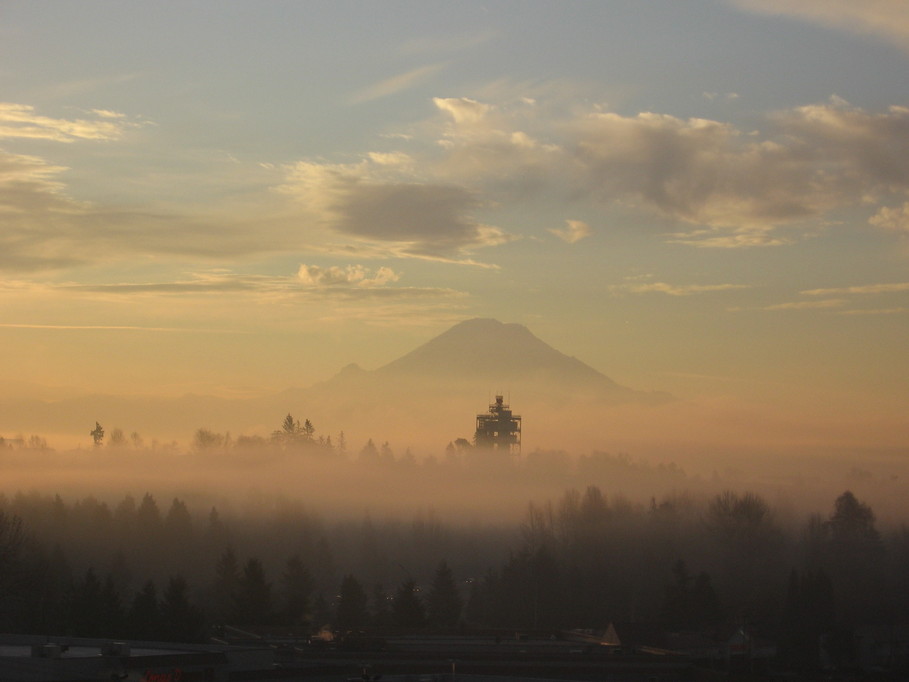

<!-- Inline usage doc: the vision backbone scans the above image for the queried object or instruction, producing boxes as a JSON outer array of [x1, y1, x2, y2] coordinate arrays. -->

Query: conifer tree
[[427, 561, 462, 628]]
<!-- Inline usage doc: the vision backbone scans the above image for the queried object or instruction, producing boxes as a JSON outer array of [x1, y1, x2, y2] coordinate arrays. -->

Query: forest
[[0, 415, 907, 673]]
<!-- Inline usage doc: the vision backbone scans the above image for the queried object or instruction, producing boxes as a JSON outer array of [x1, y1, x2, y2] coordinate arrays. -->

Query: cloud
[[0, 150, 93, 271], [433, 97, 491, 125], [757, 280, 909, 313], [422, 95, 909, 247], [763, 299, 848, 310], [549, 219, 592, 244], [0, 103, 140, 142], [612, 281, 751, 296], [8, 270, 461, 304], [429, 96, 564, 199], [0, 323, 238, 333], [666, 227, 794, 249], [801, 282, 909, 296], [727, 0, 909, 52], [837, 307, 908, 315], [571, 109, 855, 233], [278, 160, 515, 260], [297, 264, 401, 287], [351, 63, 447, 103], [367, 151, 415, 168], [869, 202, 909, 233], [10, 91, 909, 276]]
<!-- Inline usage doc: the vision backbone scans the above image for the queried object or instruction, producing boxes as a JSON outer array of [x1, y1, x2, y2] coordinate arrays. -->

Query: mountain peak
[[376, 318, 620, 391]]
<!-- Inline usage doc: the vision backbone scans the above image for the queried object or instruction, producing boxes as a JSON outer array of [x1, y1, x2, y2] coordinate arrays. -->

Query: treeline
[[1, 485, 908, 666]]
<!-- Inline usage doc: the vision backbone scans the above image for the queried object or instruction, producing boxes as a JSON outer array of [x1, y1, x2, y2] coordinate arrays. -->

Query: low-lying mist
[[3, 426, 909, 649], [2, 425, 908, 526]]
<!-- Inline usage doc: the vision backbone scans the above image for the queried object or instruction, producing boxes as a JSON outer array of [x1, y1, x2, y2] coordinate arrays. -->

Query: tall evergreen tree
[[160, 575, 205, 642], [234, 558, 272, 625], [127, 580, 161, 640], [371, 584, 392, 627], [426, 561, 462, 628], [336, 574, 368, 629], [211, 547, 239, 623], [392, 579, 425, 629], [282, 554, 313, 627]]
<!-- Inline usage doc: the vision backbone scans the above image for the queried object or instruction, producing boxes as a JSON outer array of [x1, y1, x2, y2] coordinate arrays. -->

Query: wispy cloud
[[727, 0, 909, 52], [836, 307, 907, 315], [667, 227, 794, 249], [549, 219, 592, 244], [297, 264, 400, 287], [759, 280, 909, 313], [611, 281, 751, 296], [351, 63, 447, 103], [802, 282, 909, 296], [0, 323, 242, 333], [19, 269, 462, 302], [763, 299, 847, 310], [0, 102, 141, 142]]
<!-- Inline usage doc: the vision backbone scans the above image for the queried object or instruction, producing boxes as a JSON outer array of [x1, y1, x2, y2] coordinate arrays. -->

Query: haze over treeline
[[2, 412, 909, 525], [2, 392, 908, 673], [3, 319, 906, 497], [0, 452, 907, 672]]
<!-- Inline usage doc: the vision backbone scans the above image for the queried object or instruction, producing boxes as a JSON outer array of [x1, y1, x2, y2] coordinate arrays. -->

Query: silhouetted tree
[[160, 575, 205, 642], [17, 543, 71, 634], [234, 558, 272, 625], [464, 568, 503, 627], [358, 439, 379, 464], [426, 560, 462, 628], [281, 554, 312, 627], [661, 559, 720, 630], [301, 419, 315, 441], [127, 580, 161, 640], [661, 559, 691, 630], [164, 498, 194, 546], [393, 579, 425, 629], [824, 491, 885, 625], [496, 546, 561, 629], [828, 491, 880, 547], [0, 512, 27, 600], [211, 547, 239, 623], [705, 490, 783, 620], [281, 413, 297, 437], [136, 493, 162, 534], [108, 427, 126, 448], [689, 571, 721, 628], [781, 568, 835, 670], [336, 574, 368, 629], [70, 568, 110, 636], [192, 428, 226, 452], [371, 584, 392, 627], [90, 421, 104, 447]]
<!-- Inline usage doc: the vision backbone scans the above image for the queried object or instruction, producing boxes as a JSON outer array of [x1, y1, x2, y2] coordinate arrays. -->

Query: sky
[[1, 1, 907, 452]]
